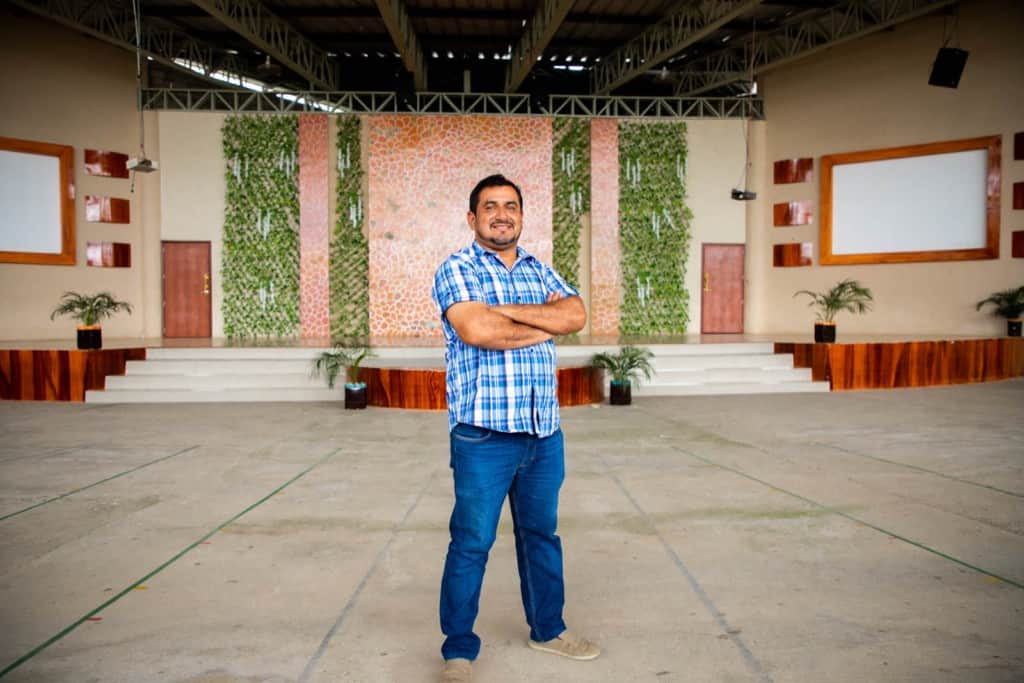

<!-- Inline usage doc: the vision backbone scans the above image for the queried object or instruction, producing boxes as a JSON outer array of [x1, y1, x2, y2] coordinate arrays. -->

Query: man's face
[[467, 185, 522, 251]]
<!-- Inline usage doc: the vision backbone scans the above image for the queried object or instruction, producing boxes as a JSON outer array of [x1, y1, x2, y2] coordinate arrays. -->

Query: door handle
[[703, 272, 711, 293], [203, 273, 210, 295]]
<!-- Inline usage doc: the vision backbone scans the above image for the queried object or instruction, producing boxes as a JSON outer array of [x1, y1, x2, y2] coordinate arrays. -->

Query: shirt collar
[[470, 240, 535, 268]]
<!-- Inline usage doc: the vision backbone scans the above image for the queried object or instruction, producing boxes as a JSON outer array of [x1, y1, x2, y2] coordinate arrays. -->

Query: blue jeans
[[440, 423, 567, 661]]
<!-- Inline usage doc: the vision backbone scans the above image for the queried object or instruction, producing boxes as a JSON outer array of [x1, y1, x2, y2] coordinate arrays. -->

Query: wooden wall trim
[[358, 365, 604, 410], [0, 348, 145, 401], [776, 339, 1023, 390]]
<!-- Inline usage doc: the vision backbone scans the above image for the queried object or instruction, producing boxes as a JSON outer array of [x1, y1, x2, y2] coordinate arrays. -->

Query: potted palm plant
[[312, 343, 373, 409], [794, 279, 873, 343], [589, 346, 654, 406], [976, 285, 1024, 337], [50, 291, 133, 350]]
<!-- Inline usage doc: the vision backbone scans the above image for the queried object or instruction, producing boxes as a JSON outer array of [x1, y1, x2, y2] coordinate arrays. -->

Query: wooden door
[[701, 244, 745, 334], [162, 241, 211, 337]]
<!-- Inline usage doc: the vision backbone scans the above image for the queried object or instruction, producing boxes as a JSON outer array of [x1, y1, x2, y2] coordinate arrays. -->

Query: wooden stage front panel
[[359, 366, 604, 409], [776, 339, 1023, 390], [0, 348, 146, 402]]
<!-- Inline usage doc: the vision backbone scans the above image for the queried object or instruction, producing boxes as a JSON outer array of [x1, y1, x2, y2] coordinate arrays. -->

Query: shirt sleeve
[[541, 263, 580, 299], [432, 257, 484, 315]]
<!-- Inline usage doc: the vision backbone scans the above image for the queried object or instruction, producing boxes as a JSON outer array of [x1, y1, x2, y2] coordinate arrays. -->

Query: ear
[[466, 211, 476, 230]]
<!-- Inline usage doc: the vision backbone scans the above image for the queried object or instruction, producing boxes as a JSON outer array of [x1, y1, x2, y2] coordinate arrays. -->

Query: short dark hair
[[469, 174, 523, 213]]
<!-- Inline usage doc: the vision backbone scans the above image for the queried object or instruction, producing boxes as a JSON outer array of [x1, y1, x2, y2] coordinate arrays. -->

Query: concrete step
[[555, 342, 775, 360], [649, 354, 793, 370], [647, 366, 812, 384], [632, 381, 830, 396], [106, 374, 325, 390], [86, 387, 342, 403], [126, 359, 314, 375]]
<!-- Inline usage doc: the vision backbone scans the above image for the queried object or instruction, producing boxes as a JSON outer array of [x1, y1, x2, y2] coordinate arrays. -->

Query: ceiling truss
[[372, 0, 428, 90], [141, 88, 764, 119], [675, 0, 959, 95], [9, 0, 265, 88], [591, 0, 765, 95], [505, 0, 575, 93], [189, 0, 337, 89]]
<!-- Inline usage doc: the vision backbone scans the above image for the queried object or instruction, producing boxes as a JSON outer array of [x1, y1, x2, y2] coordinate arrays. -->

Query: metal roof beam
[[591, 0, 765, 95], [373, 0, 428, 90], [189, 0, 337, 90], [9, 0, 266, 89], [505, 0, 575, 93], [675, 0, 959, 95]]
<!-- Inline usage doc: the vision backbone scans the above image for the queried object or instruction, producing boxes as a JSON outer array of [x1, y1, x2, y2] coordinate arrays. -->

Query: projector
[[127, 157, 159, 173], [730, 188, 756, 201]]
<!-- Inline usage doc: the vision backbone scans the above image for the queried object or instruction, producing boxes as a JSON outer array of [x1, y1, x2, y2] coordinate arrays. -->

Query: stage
[[1, 334, 1021, 403]]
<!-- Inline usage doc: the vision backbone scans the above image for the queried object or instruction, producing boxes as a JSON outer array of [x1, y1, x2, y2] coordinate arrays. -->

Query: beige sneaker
[[527, 630, 601, 661], [441, 658, 472, 682]]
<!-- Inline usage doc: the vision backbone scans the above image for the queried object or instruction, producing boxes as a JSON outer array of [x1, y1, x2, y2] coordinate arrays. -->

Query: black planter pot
[[77, 326, 102, 350], [814, 322, 836, 343], [609, 381, 632, 406], [1008, 319, 1022, 337], [344, 383, 367, 409]]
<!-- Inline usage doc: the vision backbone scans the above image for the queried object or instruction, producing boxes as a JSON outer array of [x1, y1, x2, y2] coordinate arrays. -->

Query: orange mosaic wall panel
[[589, 119, 620, 335], [366, 115, 553, 337], [298, 114, 330, 338]]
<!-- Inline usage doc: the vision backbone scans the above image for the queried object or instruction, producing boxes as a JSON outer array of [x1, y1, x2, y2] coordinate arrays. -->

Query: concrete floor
[[1, 380, 1022, 682]]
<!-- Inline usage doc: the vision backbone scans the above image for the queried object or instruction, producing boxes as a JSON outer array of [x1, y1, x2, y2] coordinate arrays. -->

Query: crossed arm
[[445, 292, 586, 351]]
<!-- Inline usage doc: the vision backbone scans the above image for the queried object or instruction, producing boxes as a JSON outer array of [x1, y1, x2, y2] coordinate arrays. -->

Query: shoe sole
[[527, 639, 601, 661]]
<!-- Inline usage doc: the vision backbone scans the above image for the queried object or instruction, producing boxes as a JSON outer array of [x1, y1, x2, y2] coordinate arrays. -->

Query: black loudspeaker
[[928, 47, 968, 88]]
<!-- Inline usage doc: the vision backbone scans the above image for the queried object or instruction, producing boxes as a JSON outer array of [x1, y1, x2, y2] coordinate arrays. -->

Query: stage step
[[634, 381, 830, 397], [85, 342, 827, 403], [87, 387, 341, 403]]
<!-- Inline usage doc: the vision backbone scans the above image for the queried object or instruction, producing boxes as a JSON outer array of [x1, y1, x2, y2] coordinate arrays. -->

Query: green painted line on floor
[[813, 441, 1024, 499], [0, 445, 201, 523], [658, 439, 1024, 591], [0, 447, 343, 679]]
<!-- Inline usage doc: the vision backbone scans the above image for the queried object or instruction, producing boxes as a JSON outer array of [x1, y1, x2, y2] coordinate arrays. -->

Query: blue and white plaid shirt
[[432, 241, 579, 437]]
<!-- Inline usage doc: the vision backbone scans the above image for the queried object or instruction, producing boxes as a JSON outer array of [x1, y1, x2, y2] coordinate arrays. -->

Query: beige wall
[[158, 112, 227, 337], [0, 7, 160, 341], [748, 0, 1024, 336], [686, 119, 750, 332]]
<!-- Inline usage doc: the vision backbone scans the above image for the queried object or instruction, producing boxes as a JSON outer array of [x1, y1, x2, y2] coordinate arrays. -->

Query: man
[[431, 174, 599, 682]]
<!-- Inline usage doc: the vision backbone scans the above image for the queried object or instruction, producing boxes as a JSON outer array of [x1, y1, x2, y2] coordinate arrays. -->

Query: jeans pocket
[[452, 423, 493, 443]]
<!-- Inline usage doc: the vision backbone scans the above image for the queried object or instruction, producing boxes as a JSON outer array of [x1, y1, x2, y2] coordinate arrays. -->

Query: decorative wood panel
[[775, 339, 1023, 391], [1014, 182, 1024, 210], [1013, 231, 1024, 258], [773, 158, 813, 184], [85, 195, 130, 223], [358, 365, 603, 410], [0, 348, 145, 401], [773, 242, 812, 267], [773, 201, 813, 226], [84, 149, 129, 178], [1015, 132, 1024, 161], [86, 241, 131, 267]]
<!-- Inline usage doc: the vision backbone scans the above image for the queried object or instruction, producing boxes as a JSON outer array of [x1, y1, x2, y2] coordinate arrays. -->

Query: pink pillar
[[298, 114, 330, 338], [589, 119, 620, 336]]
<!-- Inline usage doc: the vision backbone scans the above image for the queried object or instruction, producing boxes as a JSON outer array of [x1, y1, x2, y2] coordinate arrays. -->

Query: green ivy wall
[[330, 115, 370, 340], [551, 118, 590, 289], [618, 121, 693, 335], [221, 115, 300, 337]]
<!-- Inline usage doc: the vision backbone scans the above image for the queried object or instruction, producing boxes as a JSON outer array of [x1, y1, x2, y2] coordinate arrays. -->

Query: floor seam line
[[298, 469, 439, 683], [597, 453, 772, 683]]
